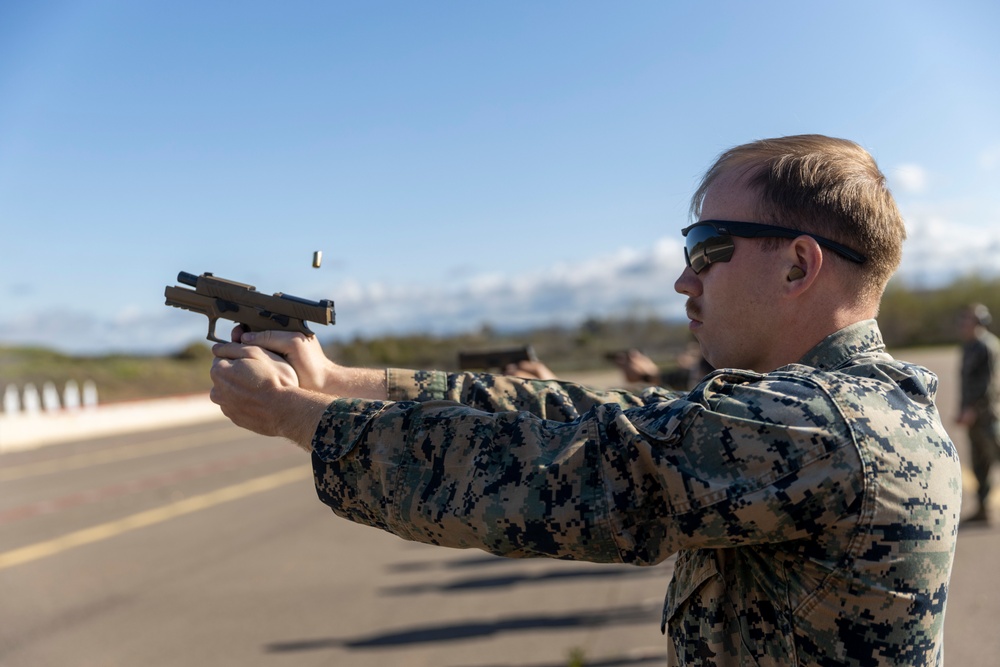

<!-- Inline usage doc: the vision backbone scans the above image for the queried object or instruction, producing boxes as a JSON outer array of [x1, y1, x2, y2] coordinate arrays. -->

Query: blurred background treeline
[[3, 275, 998, 404]]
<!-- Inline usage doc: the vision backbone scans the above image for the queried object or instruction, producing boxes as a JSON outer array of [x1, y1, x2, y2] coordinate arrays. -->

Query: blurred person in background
[[957, 303, 1000, 525], [607, 344, 714, 391], [508, 344, 711, 391], [502, 357, 557, 380]]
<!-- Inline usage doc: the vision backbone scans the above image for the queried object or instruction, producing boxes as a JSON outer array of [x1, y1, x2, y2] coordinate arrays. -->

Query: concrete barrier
[[0, 394, 225, 453]]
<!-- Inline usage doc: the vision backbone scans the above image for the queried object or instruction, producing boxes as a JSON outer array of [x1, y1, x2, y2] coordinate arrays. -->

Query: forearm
[[230, 331, 388, 401], [272, 388, 336, 451], [321, 365, 388, 401]]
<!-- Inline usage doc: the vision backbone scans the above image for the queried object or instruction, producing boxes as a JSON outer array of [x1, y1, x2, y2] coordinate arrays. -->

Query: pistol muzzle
[[177, 271, 200, 287]]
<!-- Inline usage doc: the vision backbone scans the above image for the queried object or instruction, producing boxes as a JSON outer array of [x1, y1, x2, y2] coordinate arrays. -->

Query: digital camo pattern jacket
[[311, 320, 960, 666]]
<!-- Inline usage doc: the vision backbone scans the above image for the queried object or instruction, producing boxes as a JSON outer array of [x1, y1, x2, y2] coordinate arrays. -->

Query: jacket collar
[[796, 319, 886, 372]]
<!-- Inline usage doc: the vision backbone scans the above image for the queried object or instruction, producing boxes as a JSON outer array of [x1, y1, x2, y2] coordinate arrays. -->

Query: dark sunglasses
[[681, 220, 867, 274]]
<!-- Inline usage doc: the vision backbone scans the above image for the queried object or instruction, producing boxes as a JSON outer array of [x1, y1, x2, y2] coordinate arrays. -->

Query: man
[[957, 303, 1000, 524], [210, 135, 960, 666]]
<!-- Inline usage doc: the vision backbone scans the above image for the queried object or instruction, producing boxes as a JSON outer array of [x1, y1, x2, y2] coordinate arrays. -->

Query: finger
[[212, 342, 251, 359], [240, 329, 310, 355]]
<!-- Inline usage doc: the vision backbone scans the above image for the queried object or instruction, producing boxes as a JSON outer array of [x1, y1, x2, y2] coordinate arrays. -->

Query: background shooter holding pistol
[[200, 135, 960, 666]]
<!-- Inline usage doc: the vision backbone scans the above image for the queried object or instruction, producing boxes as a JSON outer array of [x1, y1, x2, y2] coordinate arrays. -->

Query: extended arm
[[310, 371, 862, 564], [222, 329, 677, 424], [209, 334, 861, 564]]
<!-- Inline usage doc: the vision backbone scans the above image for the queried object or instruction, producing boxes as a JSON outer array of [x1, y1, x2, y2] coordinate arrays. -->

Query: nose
[[674, 265, 701, 297]]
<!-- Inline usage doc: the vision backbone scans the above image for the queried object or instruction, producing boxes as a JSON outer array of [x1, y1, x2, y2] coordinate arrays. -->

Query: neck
[[757, 305, 872, 373]]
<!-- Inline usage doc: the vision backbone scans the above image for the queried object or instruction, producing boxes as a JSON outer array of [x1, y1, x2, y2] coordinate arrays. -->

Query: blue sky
[[2, 0, 999, 355]]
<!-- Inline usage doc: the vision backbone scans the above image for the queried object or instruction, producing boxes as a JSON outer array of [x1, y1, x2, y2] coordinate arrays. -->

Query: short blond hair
[[691, 135, 906, 305]]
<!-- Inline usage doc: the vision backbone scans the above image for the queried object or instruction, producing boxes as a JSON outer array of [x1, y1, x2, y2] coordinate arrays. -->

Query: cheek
[[704, 274, 768, 360], [708, 269, 758, 318]]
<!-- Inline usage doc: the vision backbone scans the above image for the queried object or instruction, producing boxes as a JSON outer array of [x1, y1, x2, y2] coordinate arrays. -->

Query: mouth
[[686, 302, 703, 328]]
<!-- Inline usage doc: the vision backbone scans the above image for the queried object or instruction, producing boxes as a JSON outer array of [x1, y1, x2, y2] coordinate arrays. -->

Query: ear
[[784, 237, 823, 292]]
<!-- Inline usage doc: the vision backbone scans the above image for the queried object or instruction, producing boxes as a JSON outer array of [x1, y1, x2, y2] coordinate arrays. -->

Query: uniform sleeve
[[385, 367, 677, 421], [310, 370, 863, 565]]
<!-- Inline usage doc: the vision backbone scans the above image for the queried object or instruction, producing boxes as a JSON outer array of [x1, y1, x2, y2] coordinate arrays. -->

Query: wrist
[[273, 387, 332, 451], [317, 359, 343, 396]]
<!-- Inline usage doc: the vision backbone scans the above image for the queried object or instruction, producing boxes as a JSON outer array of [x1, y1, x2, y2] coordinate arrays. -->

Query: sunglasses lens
[[685, 225, 735, 274]]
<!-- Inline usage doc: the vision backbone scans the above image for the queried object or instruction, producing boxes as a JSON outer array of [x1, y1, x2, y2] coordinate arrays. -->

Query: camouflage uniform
[[311, 320, 960, 666], [960, 326, 1000, 511]]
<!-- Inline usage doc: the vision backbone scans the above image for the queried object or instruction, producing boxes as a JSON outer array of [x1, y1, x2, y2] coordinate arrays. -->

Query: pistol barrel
[[177, 271, 200, 287]]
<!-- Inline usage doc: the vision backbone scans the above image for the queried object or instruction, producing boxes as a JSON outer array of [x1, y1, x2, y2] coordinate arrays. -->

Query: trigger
[[206, 319, 227, 344]]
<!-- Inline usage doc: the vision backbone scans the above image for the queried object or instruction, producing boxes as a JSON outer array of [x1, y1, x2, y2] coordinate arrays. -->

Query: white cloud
[[979, 145, 1000, 171], [896, 206, 1000, 286], [329, 237, 690, 341], [892, 164, 929, 194]]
